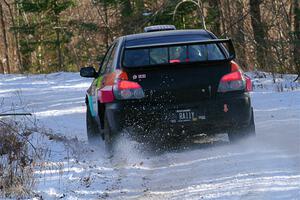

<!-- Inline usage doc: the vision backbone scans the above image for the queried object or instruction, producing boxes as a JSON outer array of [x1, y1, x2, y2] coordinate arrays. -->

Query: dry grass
[[0, 116, 87, 199], [0, 119, 38, 198]]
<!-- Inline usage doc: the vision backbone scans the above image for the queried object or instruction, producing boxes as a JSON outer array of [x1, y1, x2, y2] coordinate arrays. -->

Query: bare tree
[[234, 0, 247, 69], [0, 2, 10, 73], [208, 0, 221, 36], [173, 0, 206, 29], [293, 0, 300, 80], [3, 0, 22, 72], [249, 0, 267, 70]]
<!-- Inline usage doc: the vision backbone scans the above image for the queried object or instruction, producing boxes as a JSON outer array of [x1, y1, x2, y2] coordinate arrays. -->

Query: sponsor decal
[[138, 74, 146, 79], [133, 74, 146, 80]]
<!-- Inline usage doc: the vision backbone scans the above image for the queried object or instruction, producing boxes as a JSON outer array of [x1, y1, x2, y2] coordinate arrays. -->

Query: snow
[[0, 72, 299, 199]]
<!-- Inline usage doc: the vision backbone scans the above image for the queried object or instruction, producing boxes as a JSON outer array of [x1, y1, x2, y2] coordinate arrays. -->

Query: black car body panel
[[105, 92, 251, 135]]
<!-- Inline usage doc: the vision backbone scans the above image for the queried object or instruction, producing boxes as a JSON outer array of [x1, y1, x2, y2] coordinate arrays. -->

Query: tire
[[86, 106, 101, 144], [228, 109, 256, 143]]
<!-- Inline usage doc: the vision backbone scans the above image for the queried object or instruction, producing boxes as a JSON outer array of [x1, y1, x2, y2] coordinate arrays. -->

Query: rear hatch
[[124, 62, 230, 104], [121, 39, 234, 105]]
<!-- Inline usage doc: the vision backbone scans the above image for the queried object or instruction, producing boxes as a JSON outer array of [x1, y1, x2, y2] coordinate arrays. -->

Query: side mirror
[[80, 66, 98, 78]]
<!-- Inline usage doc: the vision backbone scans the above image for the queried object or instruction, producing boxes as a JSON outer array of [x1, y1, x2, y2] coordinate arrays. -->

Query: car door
[[97, 42, 118, 99], [87, 43, 116, 118]]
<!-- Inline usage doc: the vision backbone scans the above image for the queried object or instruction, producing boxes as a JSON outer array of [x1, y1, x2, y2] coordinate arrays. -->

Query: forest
[[1, 1, 300, 199], [0, 0, 299, 77]]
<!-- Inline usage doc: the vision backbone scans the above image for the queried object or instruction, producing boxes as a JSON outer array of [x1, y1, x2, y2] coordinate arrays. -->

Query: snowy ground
[[0, 72, 299, 199]]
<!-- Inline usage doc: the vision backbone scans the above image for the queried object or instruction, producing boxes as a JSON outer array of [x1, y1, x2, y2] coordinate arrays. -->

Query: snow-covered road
[[0, 72, 299, 199]]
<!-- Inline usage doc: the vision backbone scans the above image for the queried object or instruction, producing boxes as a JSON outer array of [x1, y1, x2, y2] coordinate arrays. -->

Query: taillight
[[99, 86, 114, 103], [98, 70, 145, 103], [170, 59, 181, 63], [118, 81, 141, 90], [245, 74, 253, 92], [218, 61, 246, 93], [113, 71, 145, 100]]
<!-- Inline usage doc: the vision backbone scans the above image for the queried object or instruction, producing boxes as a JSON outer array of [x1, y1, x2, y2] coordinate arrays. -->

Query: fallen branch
[[294, 74, 299, 82], [0, 113, 32, 117]]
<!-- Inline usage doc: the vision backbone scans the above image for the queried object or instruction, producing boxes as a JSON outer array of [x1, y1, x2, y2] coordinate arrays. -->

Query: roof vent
[[144, 25, 176, 33]]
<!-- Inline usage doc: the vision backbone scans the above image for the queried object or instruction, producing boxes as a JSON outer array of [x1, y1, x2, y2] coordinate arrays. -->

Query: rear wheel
[[228, 109, 256, 143], [104, 115, 117, 153], [86, 106, 101, 144]]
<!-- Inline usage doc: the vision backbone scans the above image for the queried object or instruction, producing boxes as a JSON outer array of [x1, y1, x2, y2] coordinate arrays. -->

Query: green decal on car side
[[96, 76, 103, 88], [88, 76, 103, 117], [87, 95, 96, 117]]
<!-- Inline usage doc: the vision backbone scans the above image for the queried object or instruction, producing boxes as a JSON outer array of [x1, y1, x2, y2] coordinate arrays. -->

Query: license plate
[[177, 109, 194, 122], [169, 109, 205, 123]]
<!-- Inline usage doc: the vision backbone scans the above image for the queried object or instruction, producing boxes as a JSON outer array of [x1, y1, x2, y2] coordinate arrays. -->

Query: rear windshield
[[123, 44, 226, 67]]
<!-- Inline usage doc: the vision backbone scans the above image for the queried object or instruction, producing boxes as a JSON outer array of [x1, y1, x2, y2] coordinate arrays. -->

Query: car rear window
[[123, 43, 226, 67]]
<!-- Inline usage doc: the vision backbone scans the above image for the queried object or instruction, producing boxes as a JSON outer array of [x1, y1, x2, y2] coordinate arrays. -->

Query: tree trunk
[[0, 3, 11, 73], [235, 0, 247, 70], [55, 15, 63, 71], [103, 1, 109, 49], [219, 1, 227, 36], [249, 0, 267, 70], [225, 0, 233, 36], [208, 0, 221, 36], [56, 28, 63, 71], [135, 0, 145, 32], [3, 0, 22, 72], [293, 0, 300, 80], [0, 61, 4, 74], [120, 0, 133, 35]]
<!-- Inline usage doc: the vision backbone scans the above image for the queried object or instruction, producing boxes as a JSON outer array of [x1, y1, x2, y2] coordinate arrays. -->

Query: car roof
[[123, 29, 216, 47]]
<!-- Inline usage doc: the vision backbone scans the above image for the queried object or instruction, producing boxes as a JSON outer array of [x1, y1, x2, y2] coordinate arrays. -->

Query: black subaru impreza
[[80, 25, 255, 148]]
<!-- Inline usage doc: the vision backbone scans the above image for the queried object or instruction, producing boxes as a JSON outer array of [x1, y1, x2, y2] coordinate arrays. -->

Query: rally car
[[80, 25, 255, 149]]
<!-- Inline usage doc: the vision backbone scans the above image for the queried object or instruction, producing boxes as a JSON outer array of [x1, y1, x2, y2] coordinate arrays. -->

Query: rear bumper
[[105, 92, 252, 135]]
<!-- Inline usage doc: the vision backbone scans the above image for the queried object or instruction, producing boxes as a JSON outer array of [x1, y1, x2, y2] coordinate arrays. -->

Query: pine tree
[[13, 0, 75, 72]]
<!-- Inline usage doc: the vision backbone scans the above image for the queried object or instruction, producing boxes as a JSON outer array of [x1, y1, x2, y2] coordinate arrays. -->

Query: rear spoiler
[[125, 39, 236, 60]]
